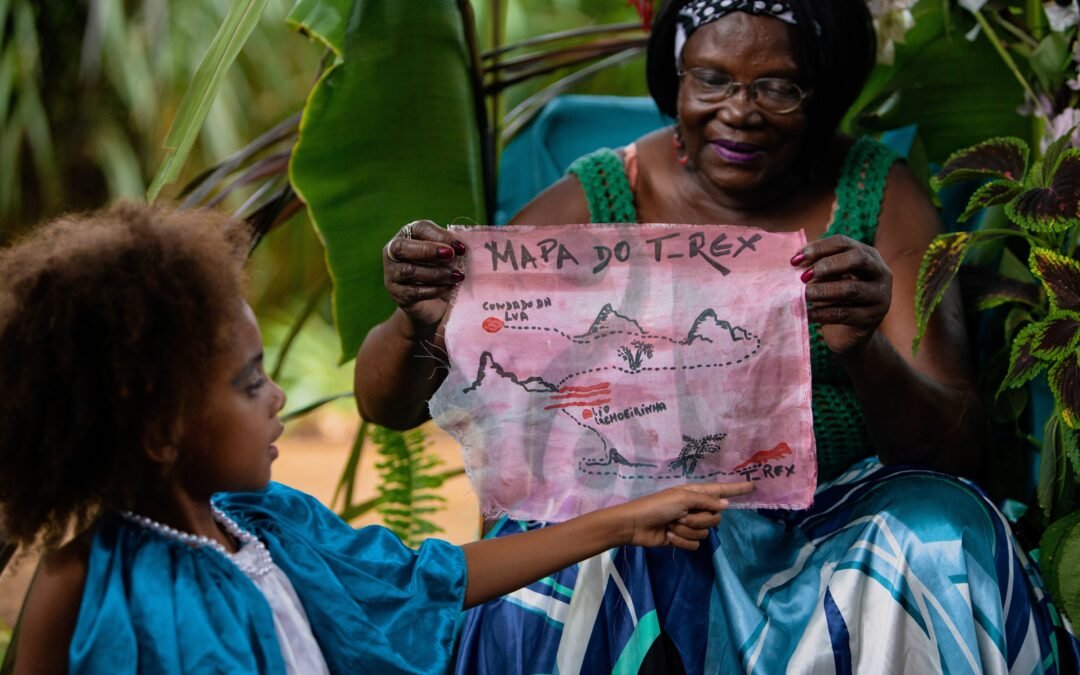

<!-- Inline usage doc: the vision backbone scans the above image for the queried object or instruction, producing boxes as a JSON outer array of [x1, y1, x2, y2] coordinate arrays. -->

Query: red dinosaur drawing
[[732, 442, 792, 472]]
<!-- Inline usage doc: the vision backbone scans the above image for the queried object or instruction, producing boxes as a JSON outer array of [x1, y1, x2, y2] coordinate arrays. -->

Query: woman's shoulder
[[510, 174, 591, 225]]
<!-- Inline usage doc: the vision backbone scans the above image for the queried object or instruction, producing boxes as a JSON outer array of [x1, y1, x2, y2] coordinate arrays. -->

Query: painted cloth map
[[429, 224, 816, 521]]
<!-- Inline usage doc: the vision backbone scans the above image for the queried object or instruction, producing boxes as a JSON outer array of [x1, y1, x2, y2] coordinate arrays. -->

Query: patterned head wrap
[[675, 0, 797, 63]]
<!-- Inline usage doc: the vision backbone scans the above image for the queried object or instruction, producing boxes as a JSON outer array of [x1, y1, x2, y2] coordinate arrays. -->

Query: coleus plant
[[913, 132, 1080, 623]]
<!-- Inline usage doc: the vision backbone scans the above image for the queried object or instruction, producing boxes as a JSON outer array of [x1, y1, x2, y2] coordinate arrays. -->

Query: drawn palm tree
[[668, 433, 726, 477], [617, 339, 655, 371]]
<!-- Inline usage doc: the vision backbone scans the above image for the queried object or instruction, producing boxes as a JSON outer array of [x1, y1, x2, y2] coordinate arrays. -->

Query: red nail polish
[[437, 246, 454, 259], [452, 241, 467, 256], [451, 270, 465, 281], [800, 267, 814, 283], [790, 252, 806, 266]]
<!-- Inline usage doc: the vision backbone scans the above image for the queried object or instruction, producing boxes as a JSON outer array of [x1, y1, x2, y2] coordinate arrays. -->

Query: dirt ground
[[0, 415, 477, 629]]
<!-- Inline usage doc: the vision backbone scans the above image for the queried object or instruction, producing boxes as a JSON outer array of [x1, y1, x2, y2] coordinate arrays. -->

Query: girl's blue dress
[[69, 482, 466, 674]]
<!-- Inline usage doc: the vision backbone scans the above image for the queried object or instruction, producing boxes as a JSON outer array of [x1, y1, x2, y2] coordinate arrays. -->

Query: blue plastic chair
[[496, 95, 671, 223]]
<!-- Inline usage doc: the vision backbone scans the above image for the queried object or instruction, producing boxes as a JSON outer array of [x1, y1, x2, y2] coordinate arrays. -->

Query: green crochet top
[[567, 137, 901, 481]]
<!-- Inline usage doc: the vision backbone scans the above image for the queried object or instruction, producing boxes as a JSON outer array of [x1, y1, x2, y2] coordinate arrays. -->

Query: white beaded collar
[[119, 506, 275, 578]]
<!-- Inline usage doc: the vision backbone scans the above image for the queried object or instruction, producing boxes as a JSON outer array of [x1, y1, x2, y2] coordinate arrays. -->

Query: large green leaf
[[286, 0, 351, 59], [1039, 414, 1062, 520], [290, 0, 486, 360], [848, 6, 1028, 163], [1040, 509, 1080, 625]]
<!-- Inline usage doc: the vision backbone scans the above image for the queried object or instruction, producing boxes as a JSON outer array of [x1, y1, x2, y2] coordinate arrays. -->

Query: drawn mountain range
[[682, 309, 753, 345], [574, 304, 648, 340], [572, 304, 752, 348], [463, 351, 559, 394]]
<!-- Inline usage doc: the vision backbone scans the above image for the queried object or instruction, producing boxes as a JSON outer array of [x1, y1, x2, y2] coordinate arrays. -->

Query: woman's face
[[677, 13, 809, 196]]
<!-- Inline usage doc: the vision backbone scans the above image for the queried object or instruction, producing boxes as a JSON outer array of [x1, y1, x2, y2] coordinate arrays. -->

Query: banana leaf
[[287, 0, 351, 58], [289, 0, 487, 361]]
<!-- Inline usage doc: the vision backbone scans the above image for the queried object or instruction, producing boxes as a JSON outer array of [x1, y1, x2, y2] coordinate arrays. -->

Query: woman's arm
[[460, 481, 752, 608], [795, 163, 983, 475], [12, 539, 89, 675], [354, 178, 591, 429]]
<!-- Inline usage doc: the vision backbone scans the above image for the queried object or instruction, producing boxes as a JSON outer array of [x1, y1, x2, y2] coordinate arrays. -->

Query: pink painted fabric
[[429, 224, 816, 521]]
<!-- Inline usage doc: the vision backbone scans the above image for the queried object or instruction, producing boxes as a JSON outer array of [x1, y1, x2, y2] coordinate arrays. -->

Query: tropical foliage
[[905, 1, 1080, 624], [6, 0, 1080, 629], [0, 0, 318, 237], [915, 131, 1080, 623]]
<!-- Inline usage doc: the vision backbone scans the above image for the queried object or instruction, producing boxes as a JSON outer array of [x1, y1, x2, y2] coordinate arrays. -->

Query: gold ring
[[384, 241, 400, 263]]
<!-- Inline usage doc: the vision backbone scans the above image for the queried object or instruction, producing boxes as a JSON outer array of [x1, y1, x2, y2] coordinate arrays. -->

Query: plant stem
[[486, 40, 647, 93], [976, 227, 1043, 246], [1027, 0, 1044, 38], [334, 420, 369, 514], [458, 0, 494, 221], [501, 47, 646, 142], [270, 277, 329, 381], [488, 0, 505, 166], [992, 12, 1037, 49], [482, 22, 641, 60], [973, 9, 1038, 104], [280, 391, 353, 423]]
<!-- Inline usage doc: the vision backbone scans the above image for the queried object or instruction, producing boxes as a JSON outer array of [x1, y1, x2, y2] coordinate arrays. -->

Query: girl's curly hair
[[0, 202, 250, 548]]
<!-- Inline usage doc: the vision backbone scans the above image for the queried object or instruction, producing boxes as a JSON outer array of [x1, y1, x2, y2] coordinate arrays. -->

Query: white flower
[[1017, 92, 1054, 118], [1069, 40, 1080, 90], [958, 0, 989, 12], [866, 0, 916, 64], [1043, 107, 1080, 153], [1044, 1, 1080, 32]]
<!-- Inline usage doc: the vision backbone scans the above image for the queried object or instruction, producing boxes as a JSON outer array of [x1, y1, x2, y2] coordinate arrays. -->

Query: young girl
[[0, 203, 752, 674]]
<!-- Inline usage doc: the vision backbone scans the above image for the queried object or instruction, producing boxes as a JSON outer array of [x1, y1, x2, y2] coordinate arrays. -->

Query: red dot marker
[[482, 317, 504, 333]]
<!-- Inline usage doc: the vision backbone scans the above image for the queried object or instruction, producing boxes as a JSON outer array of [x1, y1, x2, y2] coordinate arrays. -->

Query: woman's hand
[[793, 235, 892, 356], [621, 482, 754, 550], [383, 220, 467, 332]]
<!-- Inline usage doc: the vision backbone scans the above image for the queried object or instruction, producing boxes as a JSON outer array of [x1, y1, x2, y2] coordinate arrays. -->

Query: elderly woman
[[356, 0, 1077, 672]]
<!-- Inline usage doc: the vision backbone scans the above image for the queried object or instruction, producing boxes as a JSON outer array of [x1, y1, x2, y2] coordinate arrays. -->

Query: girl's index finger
[[703, 481, 754, 498], [682, 482, 754, 503]]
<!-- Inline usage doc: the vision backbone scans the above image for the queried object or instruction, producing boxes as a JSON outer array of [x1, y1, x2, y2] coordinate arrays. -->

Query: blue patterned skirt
[[454, 459, 1079, 674]]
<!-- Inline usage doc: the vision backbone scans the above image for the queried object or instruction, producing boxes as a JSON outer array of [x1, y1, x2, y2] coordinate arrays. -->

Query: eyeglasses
[[678, 67, 811, 115]]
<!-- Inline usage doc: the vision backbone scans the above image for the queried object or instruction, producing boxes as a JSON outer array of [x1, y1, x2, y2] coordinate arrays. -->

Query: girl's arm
[[460, 482, 752, 608], [12, 539, 89, 675]]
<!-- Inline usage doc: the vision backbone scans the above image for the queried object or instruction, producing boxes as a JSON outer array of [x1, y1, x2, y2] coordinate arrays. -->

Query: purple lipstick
[[711, 139, 764, 164]]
